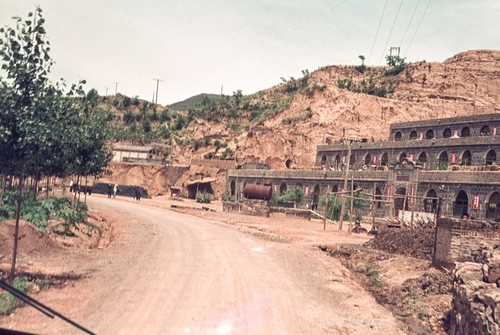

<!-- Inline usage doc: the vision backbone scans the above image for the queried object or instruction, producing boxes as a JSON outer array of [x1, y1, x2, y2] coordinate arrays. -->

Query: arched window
[[453, 191, 468, 217], [486, 150, 497, 166], [230, 180, 236, 196], [394, 131, 402, 141], [443, 128, 452, 138], [381, 153, 388, 166], [279, 182, 287, 194], [480, 126, 490, 136], [417, 152, 427, 165], [410, 131, 418, 140], [461, 127, 470, 137], [399, 152, 407, 161], [486, 192, 500, 221], [424, 189, 438, 212], [461, 150, 472, 166], [364, 153, 371, 167], [438, 151, 448, 170], [426, 129, 434, 139], [320, 155, 327, 166], [285, 159, 292, 169]]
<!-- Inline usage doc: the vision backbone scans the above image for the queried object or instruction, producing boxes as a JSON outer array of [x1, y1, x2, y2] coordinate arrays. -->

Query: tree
[[0, 7, 111, 282]]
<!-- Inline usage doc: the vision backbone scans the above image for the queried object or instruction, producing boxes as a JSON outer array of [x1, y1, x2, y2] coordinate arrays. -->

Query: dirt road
[[2, 196, 404, 334]]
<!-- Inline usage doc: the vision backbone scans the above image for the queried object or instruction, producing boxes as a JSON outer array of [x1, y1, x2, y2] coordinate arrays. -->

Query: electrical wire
[[404, 0, 432, 57], [367, 0, 389, 65], [379, 0, 405, 65], [399, 0, 421, 48]]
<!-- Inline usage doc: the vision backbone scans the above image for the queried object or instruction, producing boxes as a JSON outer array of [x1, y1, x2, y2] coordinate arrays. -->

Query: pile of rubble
[[365, 228, 435, 260], [449, 245, 500, 335]]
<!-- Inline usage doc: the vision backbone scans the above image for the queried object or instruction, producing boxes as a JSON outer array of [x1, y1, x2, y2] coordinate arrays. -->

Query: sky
[[1, 0, 499, 106]]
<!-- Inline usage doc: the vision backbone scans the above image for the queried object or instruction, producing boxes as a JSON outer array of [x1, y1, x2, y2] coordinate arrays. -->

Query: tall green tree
[[0, 7, 111, 282]]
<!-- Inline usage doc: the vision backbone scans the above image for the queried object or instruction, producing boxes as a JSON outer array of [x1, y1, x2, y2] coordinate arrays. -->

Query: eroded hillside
[[172, 50, 499, 169]]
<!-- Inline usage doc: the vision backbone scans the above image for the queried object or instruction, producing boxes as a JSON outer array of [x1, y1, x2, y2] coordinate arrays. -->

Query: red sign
[[472, 195, 480, 210]]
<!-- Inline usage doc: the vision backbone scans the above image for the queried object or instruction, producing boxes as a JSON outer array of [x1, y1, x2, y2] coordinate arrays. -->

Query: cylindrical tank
[[243, 183, 272, 201]]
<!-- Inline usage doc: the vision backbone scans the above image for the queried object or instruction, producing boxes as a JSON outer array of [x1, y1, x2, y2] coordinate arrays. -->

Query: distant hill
[[169, 93, 228, 111]]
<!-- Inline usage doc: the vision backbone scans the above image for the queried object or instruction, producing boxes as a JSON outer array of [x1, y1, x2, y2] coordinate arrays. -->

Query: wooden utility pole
[[153, 78, 163, 105], [339, 141, 351, 231]]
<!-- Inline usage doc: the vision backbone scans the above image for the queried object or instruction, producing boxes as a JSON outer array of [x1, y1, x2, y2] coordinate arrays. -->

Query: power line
[[404, 0, 432, 57], [379, 0, 405, 65], [368, 0, 389, 65], [399, 0, 421, 48]]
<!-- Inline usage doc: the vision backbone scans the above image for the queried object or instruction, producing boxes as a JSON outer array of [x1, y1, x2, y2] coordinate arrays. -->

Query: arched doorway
[[364, 153, 371, 167], [375, 187, 382, 209], [453, 191, 469, 217], [349, 154, 356, 170], [486, 150, 497, 166], [394, 187, 409, 215], [394, 131, 402, 141], [438, 151, 448, 170], [279, 182, 287, 194], [312, 185, 320, 210], [285, 159, 292, 169], [399, 152, 407, 161], [410, 131, 418, 140], [320, 155, 327, 167], [426, 129, 434, 139], [461, 150, 472, 166], [332, 185, 339, 193], [443, 128, 452, 138], [424, 189, 438, 212], [230, 180, 236, 196], [417, 152, 427, 166], [486, 192, 500, 221], [334, 155, 341, 170], [381, 153, 388, 166]]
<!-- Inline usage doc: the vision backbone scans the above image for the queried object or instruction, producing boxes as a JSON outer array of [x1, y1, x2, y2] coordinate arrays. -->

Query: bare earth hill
[[175, 50, 499, 169]]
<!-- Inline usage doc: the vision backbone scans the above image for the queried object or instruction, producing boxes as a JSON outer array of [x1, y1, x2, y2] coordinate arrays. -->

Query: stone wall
[[448, 247, 500, 335], [222, 199, 270, 217], [433, 219, 500, 268]]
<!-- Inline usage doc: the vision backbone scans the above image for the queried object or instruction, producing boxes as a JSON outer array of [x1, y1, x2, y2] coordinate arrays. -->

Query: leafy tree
[[0, 7, 111, 282]]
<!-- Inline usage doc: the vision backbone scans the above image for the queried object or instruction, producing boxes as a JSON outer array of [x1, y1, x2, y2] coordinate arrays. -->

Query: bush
[[196, 192, 211, 203]]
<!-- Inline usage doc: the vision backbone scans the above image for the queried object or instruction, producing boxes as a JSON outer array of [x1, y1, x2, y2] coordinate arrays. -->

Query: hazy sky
[[1, 1, 499, 105]]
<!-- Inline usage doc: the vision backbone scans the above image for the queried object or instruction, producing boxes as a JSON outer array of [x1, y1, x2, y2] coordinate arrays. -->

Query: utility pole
[[389, 46, 400, 57], [339, 135, 367, 231], [105, 87, 109, 96], [153, 78, 163, 105], [114, 82, 119, 96]]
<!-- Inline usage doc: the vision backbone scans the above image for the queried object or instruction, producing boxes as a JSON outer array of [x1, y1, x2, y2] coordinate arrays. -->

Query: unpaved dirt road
[[2, 196, 404, 334]]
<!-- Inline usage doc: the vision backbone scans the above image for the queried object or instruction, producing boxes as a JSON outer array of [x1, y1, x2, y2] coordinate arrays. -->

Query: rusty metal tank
[[243, 183, 272, 200]]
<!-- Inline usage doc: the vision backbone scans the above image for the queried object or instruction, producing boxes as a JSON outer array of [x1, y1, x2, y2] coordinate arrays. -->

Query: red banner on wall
[[472, 195, 480, 210]]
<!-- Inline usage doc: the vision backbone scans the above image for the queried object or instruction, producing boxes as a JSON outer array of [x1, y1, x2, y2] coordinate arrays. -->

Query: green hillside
[[169, 93, 228, 111]]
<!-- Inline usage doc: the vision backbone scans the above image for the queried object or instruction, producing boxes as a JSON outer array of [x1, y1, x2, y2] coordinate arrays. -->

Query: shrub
[[0, 277, 31, 315], [196, 192, 211, 203]]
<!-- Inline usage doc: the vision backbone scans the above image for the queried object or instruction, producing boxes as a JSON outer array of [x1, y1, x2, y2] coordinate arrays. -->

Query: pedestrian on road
[[135, 188, 141, 201], [113, 184, 118, 198], [107, 184, 113, 198]]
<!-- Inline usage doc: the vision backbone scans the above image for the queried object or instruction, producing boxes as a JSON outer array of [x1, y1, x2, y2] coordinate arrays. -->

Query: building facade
[[226, 113, 500, 221]]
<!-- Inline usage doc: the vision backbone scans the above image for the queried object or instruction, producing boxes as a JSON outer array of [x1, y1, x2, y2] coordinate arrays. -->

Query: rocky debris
[[364, 228, 435, 260], [449, 245, 500, 335]]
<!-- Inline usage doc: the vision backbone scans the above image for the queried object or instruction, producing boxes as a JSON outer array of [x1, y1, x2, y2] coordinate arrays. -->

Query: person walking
[[107, 184, 113, 198], [113, 184, 118, 198], [135, 188, 141, 201]]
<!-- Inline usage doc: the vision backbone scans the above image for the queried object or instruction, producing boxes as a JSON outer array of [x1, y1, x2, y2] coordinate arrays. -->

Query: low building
[[112, 145, 155, 162]]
